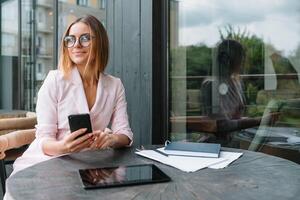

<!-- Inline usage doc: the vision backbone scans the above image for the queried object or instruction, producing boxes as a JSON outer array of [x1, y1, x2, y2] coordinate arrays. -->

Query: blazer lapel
[[90, 73, 109, 117], [71, 68, 90, 114]]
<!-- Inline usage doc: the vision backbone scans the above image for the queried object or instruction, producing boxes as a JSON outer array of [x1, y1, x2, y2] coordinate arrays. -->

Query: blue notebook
[[163, 142, 221, 158]]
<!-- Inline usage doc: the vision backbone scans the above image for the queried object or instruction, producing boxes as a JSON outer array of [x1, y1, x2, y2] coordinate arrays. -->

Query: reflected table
[[6, 147, 300, 200], [236, 127, 300, 164]]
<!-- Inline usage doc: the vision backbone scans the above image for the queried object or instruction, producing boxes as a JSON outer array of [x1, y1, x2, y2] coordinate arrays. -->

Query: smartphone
[[68, 113, 93, 139]]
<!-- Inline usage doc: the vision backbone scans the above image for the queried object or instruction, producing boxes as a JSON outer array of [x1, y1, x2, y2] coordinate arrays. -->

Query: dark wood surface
[[6, 147, 300, 200]]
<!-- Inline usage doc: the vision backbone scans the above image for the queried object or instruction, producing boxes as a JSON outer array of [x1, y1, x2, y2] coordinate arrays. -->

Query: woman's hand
[[90, 128, 117, 150], [0, 136, 8, 159], [59, 128, 94, 154]]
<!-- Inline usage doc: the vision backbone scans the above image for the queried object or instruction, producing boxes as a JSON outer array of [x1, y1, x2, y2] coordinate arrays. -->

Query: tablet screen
[[79, 164, 171, 189]]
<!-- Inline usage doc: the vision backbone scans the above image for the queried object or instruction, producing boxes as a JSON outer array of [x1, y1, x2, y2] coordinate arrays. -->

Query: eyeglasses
[[63, 33, 95, 48]]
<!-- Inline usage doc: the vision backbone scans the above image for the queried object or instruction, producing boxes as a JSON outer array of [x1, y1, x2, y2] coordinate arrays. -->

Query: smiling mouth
[[73, 52, 86, 56]]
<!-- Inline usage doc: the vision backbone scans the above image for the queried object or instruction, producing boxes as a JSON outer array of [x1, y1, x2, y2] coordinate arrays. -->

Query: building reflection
[[1, 0, 106, 110]]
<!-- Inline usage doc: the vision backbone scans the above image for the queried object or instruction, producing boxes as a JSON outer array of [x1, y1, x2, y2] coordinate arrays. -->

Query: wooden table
[[5, 147, 300, 200]]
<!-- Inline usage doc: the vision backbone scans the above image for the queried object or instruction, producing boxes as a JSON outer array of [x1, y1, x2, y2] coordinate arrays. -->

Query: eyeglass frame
[[63, 33, 95, 48]]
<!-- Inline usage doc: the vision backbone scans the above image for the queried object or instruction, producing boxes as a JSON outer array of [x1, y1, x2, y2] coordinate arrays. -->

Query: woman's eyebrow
[[67, 33, 90, 37]]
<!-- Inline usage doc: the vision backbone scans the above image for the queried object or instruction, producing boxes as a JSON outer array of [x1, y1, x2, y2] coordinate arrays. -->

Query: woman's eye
[[65, 36, 74, 42], [81, 35, 90, 42]]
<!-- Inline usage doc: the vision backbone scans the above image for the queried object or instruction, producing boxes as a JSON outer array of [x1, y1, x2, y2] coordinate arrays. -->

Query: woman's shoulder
[[44, 69, 64, 81], [40, 70, 66, 92], [102, 73, 123, 86], [44, 69, 67, 84], [101, 73, 125, 95], [102, 73, 121, 81]]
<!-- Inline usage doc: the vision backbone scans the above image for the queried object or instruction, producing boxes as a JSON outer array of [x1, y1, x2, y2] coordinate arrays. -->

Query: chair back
[[0, 111, 36, 195]]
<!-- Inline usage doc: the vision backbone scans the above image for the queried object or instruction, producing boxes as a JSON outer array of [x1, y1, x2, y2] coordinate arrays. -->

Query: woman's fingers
[[89, 132, 102, 149], [89, 130, 116, 150], [99, 134, 115, 149], [96, 134, 108, 148], [0, 152, 5, 159], [71, 138, 92, 152], [99, 140, 111, 149], [72, 128, 88, 139], [73, 132, 94, 145]]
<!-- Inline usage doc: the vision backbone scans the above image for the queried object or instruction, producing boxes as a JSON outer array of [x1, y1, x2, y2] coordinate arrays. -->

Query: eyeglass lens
[[64, 33, 91, 48]]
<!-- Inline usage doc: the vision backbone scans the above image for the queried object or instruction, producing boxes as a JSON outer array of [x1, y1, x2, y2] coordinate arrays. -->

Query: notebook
[[160, 142, 221, 158]]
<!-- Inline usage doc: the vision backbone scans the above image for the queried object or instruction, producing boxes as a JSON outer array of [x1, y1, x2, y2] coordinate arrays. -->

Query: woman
[[202, 39, 246, 120], [200, 39, 247, 143], [11, 15, 133, 174]]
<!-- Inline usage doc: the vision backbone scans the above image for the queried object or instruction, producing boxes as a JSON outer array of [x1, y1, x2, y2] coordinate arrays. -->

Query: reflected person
[[201, 39, 264, 138]]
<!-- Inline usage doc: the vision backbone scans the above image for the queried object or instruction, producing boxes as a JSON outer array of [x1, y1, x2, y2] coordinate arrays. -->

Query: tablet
[[78, 164, 171, 189]]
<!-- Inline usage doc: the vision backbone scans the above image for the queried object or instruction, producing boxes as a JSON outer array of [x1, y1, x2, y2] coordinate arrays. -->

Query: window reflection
[[1, 0, 19, 109], [169, 0, 300, 163], [1, 0, 18, 56]]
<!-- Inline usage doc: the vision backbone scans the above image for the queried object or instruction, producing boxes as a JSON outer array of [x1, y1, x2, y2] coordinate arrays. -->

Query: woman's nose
[[73, 39, 82, 48]]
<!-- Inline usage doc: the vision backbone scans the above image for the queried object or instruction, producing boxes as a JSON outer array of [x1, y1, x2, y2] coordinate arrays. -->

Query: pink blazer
[[12, 67, 133, 174]]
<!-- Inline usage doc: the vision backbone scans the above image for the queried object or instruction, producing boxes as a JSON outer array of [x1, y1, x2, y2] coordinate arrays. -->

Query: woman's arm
[[91, 79, 133, 149], [109, 79, 133, 146]]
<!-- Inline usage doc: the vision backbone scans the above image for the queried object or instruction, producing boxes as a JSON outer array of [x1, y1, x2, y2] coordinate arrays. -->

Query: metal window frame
[[53, 0, 58, 66], [152, 0, 169, 144], [0, 1, 2, 108]]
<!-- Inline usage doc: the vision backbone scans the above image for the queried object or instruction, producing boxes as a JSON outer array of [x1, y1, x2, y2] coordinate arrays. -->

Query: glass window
[[1, 0, 19, 109], [37, 63, 42, 73], [100, 0, 106, 9], [1, 0, 106, 110], [169, 0, 300, 163], [20, 0, 55, 110], [77, 0, 88, 6], [1, 0, 18, 56]]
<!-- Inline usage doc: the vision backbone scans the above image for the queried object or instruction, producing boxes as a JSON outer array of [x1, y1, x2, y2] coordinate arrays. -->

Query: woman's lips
[[72, 52, 86, 56]]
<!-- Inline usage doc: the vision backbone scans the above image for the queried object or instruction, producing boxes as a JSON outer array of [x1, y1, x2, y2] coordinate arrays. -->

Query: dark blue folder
[[164, 142, 221, 158]]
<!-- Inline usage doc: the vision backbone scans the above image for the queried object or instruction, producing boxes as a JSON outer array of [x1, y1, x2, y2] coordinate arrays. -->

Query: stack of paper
[[135, 149, 243, 172]]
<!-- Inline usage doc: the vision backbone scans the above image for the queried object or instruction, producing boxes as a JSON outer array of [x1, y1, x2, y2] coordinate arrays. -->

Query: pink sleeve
[[35, 71, 58, 150], [110, 79, 133, 146]]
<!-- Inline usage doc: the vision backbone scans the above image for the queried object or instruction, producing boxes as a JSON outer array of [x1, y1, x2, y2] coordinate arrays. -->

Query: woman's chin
[[73, 59, 88, 67]]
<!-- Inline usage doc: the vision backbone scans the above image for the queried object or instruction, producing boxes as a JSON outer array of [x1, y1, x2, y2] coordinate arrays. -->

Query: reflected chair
[[0, 112, 36, 195]]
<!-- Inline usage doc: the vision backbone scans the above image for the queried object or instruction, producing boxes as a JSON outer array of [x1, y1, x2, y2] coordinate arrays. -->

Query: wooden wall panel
[[106, 0, 152, 146]]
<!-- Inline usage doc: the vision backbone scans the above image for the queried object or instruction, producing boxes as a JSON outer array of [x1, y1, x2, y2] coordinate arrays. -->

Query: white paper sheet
[[208, 151, 243, 169], [135, 150, 226, 172], [135, 149, 243, 172]]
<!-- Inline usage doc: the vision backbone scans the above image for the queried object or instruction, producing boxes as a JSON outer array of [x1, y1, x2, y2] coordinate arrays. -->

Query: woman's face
[[67, 22, 94, 68]]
